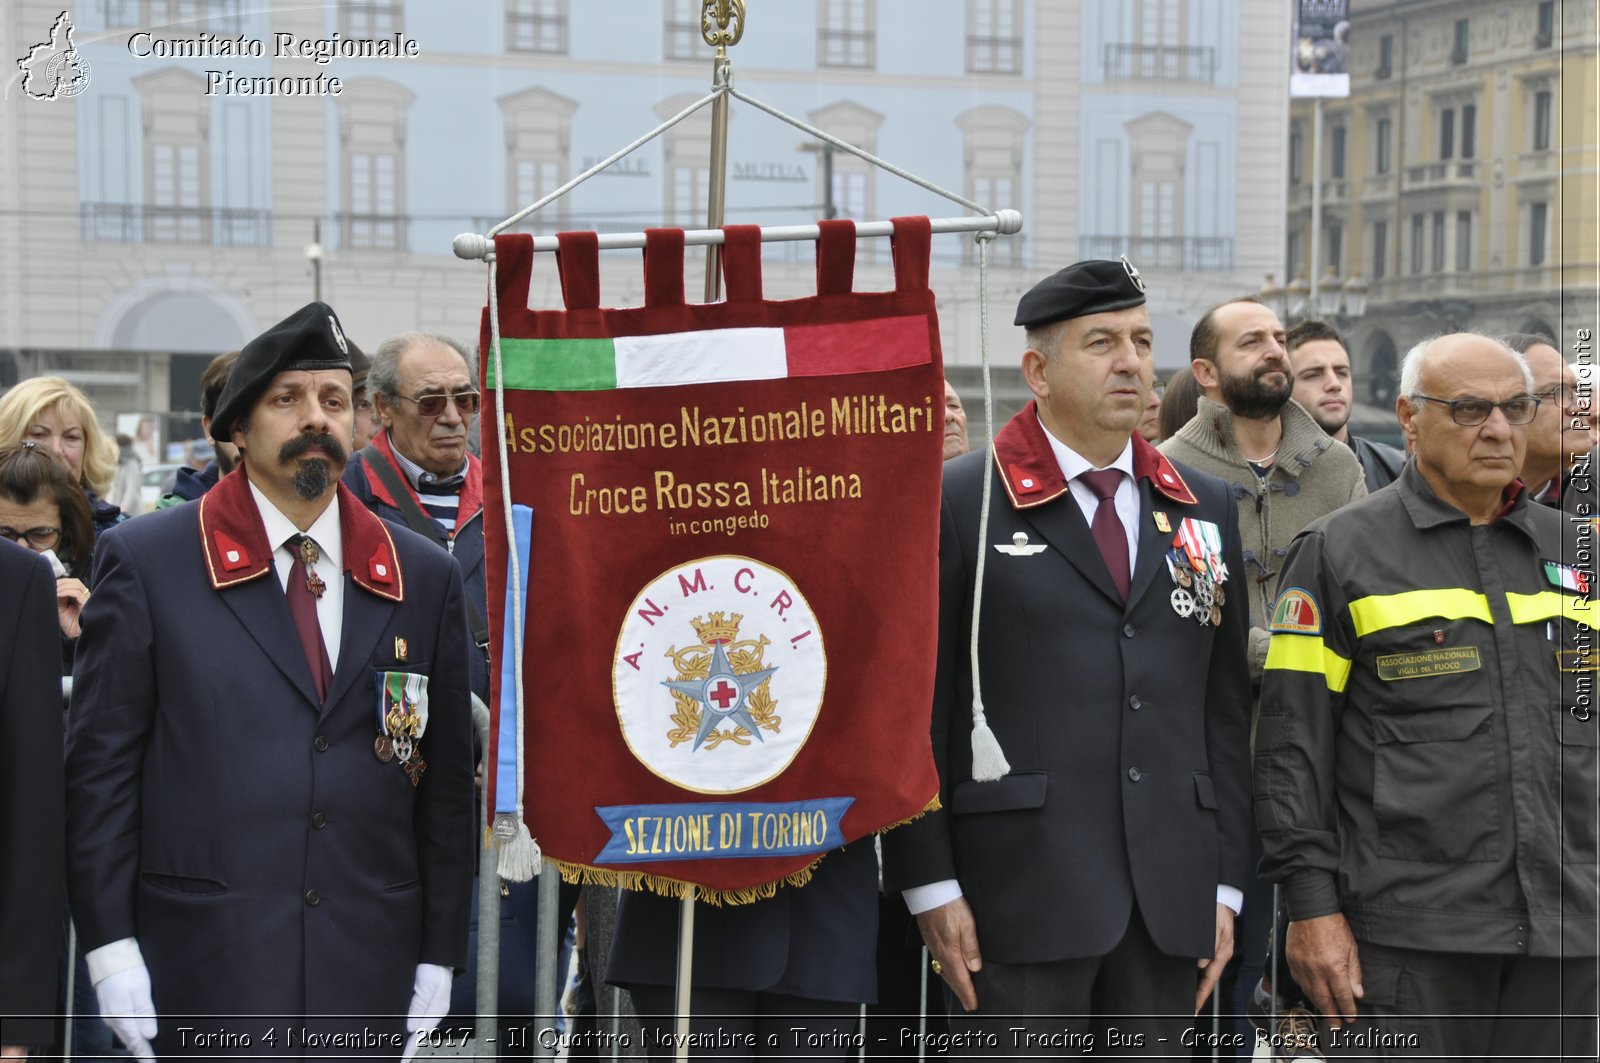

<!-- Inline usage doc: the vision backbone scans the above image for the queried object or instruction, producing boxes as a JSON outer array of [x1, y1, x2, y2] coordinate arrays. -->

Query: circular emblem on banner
[[614, 555, 827, 794]]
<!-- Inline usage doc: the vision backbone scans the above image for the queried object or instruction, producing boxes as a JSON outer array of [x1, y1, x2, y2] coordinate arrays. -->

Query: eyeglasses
[[393, 391, 480, 418], [1411, 393, 1540, 426], [0, 525, 61, 549], [1534, 384, 1583, 409]]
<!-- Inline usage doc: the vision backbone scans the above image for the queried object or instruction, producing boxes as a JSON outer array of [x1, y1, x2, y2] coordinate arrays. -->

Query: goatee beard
[[1220, 365, 1293, 421], [278, 432, 347, 501]]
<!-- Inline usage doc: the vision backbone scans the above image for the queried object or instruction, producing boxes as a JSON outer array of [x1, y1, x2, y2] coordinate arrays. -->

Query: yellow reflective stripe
[[1264, 633, 1353, 693], [1507, 591, 1599, 631], [1347, 589, 1492, 637]]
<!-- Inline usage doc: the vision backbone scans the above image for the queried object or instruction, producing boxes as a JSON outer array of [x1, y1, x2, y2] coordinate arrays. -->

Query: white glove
[[94, 965, 158, 1061], [399, 963, 453, 1063]]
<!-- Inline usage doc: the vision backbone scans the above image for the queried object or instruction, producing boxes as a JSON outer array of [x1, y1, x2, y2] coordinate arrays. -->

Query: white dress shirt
[[251, 479, 344, 668]]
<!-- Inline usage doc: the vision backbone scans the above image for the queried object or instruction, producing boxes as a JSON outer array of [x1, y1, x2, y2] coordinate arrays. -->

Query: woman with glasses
[[0, 441, 94, 655], [0, 376, 126, 536]]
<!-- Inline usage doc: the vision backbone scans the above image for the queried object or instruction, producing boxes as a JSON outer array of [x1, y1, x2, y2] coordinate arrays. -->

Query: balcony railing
[[1078, 235, 1234, 271], [508, 13, 567, 53], [337, 212, 408, 251], [79, 203, 272, 247], [1103, 44, 1217, 83], [967, 34, 1022, 74], [819, 29, 874, 68], [1403, 161, 1478, 190]]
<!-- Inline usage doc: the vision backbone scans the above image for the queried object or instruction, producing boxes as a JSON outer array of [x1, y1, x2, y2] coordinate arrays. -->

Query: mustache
[[278, 431, 348, 468]]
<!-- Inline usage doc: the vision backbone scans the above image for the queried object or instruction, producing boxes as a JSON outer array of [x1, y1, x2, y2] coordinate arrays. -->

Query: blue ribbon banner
[[594, 798, 856, 864]]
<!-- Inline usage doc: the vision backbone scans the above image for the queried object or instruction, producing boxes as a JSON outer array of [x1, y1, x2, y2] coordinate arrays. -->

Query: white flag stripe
[[614, 327, 787, 388]]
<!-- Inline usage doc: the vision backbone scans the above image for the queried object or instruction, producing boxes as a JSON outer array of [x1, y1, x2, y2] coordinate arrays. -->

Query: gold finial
[[701, 0, 746, 54]]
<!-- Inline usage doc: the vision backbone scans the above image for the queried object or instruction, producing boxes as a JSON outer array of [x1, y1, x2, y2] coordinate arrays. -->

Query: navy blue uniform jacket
[[65, 470, 475, 1050], [882, 407, 1253, 963]]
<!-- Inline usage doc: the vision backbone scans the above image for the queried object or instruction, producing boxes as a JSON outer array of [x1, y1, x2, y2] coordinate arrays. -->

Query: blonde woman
[[0, 376, 126, 534]]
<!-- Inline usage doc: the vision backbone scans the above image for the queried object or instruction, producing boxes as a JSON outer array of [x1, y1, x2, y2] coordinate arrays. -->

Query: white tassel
[[968, 699, 1010, 781], [496, 816, 542, 881]]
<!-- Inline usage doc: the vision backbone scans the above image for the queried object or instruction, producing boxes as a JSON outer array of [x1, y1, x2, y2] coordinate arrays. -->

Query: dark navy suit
[[882, 407, 1253, 1040], [65, 471, 475, 1056], [0, 541, 66, 1048]]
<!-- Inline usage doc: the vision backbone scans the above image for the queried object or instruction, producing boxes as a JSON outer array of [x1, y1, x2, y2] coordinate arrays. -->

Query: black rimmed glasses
[[1534, 383, 1582, 409], [0, 525, 61, 549], [394, 391, 481, 418], [1411, 393, 1540, 426]]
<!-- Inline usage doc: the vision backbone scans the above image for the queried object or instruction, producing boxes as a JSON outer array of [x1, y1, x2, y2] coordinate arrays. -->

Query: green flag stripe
[[488, 337, 618, 390]]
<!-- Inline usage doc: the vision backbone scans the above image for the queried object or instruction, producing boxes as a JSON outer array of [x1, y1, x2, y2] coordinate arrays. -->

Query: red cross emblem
[[708, 679, 739, 710]]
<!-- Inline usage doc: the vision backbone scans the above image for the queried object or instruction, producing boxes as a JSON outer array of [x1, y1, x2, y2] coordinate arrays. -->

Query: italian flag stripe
[[490, 315, 931, 391]]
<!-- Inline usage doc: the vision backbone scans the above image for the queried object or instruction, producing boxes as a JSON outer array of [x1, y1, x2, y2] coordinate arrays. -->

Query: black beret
[[1014, 256, 1147, 329], [211, 302, 354, 441]]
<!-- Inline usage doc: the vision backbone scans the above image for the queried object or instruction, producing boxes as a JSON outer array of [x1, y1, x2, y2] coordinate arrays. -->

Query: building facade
[[1285, 0, 1597, 400], [0, 0, 1290, 447]]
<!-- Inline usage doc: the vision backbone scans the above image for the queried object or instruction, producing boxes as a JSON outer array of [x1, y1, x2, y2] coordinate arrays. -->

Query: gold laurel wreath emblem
[[664, 612, 780, 749]]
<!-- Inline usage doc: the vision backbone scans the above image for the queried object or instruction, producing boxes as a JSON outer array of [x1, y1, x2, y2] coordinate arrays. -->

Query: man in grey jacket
[[1160, 296, 1366, 1053], [1161, 297, 1366, 681]]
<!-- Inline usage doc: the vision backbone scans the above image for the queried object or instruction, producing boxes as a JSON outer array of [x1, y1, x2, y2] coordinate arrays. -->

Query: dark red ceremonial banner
[[480, 219, 942, 899]]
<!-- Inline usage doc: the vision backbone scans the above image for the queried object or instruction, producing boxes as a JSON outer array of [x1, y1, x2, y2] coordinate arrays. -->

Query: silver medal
[[1171, 588, 1196, 618]]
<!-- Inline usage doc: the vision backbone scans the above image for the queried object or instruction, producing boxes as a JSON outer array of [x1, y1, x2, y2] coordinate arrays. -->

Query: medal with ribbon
[[1167, 518, 1228, 627], [376, 671, 430, 785]]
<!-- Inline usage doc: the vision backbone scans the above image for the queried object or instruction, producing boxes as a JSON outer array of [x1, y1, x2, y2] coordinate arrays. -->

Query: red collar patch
[[990, 402, 1199, 508], [197, 468, 404, 601], [364, 430, 483, 533]]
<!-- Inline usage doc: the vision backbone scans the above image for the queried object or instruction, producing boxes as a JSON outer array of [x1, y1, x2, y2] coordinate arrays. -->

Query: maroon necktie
[[286, 535, 333, 702], [1079, 469, 1130, 600]]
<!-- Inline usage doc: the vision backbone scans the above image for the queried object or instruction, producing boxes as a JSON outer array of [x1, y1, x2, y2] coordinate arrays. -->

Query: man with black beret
[[883, 259, 1254, 1052], [66, 301, 475, 1059]]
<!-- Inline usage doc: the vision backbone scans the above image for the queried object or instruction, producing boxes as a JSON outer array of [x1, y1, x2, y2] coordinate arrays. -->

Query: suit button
[[313, 736, 329, 752], [1129, 695, 1143, 711], [305, 889, 321, 907], [1123, 623, 1136, 638], [312, 812, 327, 830], [1127, 767, 1142, 782]]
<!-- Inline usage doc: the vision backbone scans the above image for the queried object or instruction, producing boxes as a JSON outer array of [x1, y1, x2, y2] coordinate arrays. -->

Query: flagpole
[[677, 14, 743, 1061]]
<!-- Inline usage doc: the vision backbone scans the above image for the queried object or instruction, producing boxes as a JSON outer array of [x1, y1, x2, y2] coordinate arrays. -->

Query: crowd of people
[[0, 256, 1595, 1062]]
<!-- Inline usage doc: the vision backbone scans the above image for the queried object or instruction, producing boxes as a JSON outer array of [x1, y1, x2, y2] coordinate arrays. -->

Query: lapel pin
[[395, 637, 409, 662], [995, 531, 1048, 556], [1153, 511, 1171, 533]]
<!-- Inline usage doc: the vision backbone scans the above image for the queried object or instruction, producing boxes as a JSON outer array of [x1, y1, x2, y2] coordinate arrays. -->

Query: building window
[[102, 0, 138, 26], [664, 0, 701, 60], [508, 0, 567, 54], [1451, 18, 1469, 64], [809, 101, 884, 252], [150, 143, 204, 242], [1330, 126, 1345, 179], [499, 86, 576, 234], [1375, 117, 1392, 174], [957, 105, 1028, 266], [1287, 230, 1301, 281], [1431, 210, 1445, 271], [1410, 214, 1424, 274], [1376, 33, 1393, 78], [1533, 90, 1552, 151], [1289, 127, 1302, 184], [340, 1, 402, 36], [1461, 104, 1477, 159], [135, 67, 211, 244], [819, 0, 875, 68], [1372, 220, 1388, 280], [1455, 211, 1472, 272], [1439, 107, 1455, 160], [142, 1, 241, 31], [336, 79, 413, 251], [1326, 222, 1342, 275], [967, 0, 1021, 74], [1536, 1, 1554, 49], [1530, 201, 1548, 266]]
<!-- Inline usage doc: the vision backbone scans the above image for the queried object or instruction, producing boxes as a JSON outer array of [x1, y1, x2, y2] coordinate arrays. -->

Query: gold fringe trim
[[873, 793, 942, 836], [551, 852, 830, 907]]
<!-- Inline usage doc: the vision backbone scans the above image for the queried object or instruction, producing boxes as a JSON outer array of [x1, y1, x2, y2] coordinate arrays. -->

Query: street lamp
[[1316, 266, 1341, 319], [1258, 274, 1286, 321], [305, 219, 324, 302], [1285, 274, 1311, 323], [1341, 274, 1369, 319]]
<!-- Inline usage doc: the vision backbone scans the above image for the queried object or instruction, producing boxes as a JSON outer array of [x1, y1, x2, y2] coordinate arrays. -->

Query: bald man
[[1257, 333, 1598, 1056]]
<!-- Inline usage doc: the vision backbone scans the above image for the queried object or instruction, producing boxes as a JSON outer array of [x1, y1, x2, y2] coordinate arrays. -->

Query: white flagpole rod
[[453, 210, 1022, 262]]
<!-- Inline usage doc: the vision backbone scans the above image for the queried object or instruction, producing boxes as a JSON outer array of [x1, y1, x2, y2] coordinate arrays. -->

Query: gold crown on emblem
[[691, 611, 743, 646]]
